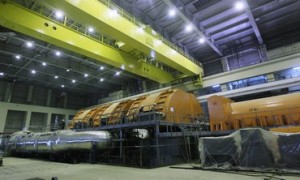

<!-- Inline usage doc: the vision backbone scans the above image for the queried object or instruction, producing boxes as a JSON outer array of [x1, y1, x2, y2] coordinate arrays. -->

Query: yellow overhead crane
[[0, 0, 203, 85]]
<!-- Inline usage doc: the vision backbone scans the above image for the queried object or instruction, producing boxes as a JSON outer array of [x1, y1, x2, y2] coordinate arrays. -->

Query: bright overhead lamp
[[61, 84, 65, 88], [15, 55, 21, 59], [168, 9, 176, 17], [55, 51, 61, 56], [54, 75, 58, 79], [100, 78, 104, 82], [115, 71, 121, 76], [72, 79, 76, 83], [0, 72, 4, 76], [199, 38, 205, 44], [185, 24, 193, 32], [121, 65, 125, 70], [31, 70, 36, 74], [42, 62, 47, 66], [66, 69, 70, 72], [84, 73, 88, 77], [100, 66, 104, 70], [55, 10, 64, 19], [26, 42, 33, 48], [88, 27, 94, 33], [235, 1, 245, 10]]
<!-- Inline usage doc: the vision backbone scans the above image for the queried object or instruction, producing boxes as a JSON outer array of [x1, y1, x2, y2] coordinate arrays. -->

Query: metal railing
[[98, 0, 202, 67], [12, 0, 174, 74]]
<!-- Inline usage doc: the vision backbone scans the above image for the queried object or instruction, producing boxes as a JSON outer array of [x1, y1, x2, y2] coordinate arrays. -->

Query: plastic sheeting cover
[[198, 128, 300, 171]]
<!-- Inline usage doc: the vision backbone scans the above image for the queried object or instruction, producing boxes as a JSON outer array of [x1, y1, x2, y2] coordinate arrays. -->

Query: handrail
[[98, 0, 202, 67], [11, 0, 173, 74]]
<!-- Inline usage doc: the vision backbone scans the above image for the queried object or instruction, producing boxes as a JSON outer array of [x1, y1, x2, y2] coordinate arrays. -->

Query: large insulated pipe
[[7, 130, 112, 153]]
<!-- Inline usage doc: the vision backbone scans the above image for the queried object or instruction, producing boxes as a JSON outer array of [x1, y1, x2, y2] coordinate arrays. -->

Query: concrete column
[[221, 57, 230, 72], [4, 82, 12, 102], [46, 113, 52, 128], [26, 85, 34, 104], [259, 44, 267, 62], [221, 84, 228, 92], [265, 73, 275, 82], [159, 83, 163, 89], [0, 107, 8, 133], [142, 81, 147, 92], [24, 111, 32, 130], [46, 89, 52, 106], [63, 94, 68, 109]]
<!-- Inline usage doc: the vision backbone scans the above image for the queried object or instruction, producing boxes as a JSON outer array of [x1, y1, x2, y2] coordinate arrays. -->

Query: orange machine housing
[[208, 93, 300, 131], [68, 89, 203, 129]]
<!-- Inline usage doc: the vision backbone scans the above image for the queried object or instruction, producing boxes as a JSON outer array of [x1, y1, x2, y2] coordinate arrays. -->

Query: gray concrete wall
[[0, 101, 77, 133]]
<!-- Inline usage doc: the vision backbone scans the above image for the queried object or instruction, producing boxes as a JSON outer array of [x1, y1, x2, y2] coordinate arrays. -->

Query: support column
[[63, 94, 68, 109], [221, 84, 228, 92], [259, 44, 267, 62], [159, 83, 163, 89], [0, 107, 8, 133], [265, 73, 275, 82], [46, 89, 52, 106], [46, 113, 52, 131], [24, 111, 32, 130], [26, 85, 34, 104], [4, 82, 12, 102], [221, 57, 230, 72], [142, 81, 147, 92]]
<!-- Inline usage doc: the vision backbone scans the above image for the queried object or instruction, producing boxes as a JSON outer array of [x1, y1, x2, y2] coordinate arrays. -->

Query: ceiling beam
[[242, 0, 263, 44], [163, 0, 223, 56]]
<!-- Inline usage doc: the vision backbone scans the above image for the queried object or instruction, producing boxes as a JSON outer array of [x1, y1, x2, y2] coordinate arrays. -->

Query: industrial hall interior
[[1, 0, 300, 179]]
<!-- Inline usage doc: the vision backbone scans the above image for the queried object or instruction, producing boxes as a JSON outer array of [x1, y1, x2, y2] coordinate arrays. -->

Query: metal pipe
[[7, 130, 112, 153]]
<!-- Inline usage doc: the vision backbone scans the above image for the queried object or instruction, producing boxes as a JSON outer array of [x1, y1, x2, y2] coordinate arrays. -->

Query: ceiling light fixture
[[31, 70, 36, 74], [42, 62, 47, 66], [55, 10, 64, 19], [66, 69, 70, 72], [100, 78, 104, 82], [185, 24, 193, 32], [61, 84, 65, 88], [100, 66, 104, 70], [199, 38, 205, 44], [15, 55, 21, 59], [72, 79, 76, 83], [235, 1, 245, 10], [55, 51, 61, 56], [88, 27, 94, 33], [84, 73, 88, 77], [115, 71, 121, 76], [54, 75, 58, 79], [0, 72, 4, 76], [168, 9, 176, 17], [26, 42, 33, 48]]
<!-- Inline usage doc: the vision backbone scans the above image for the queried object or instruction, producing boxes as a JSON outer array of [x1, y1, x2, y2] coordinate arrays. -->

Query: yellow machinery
[[208, 93, 300, 132], [68, 89, 203, 129]]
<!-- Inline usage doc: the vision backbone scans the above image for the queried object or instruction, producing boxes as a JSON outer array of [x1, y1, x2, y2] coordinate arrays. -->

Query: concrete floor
[[0, 157, 299, 180]]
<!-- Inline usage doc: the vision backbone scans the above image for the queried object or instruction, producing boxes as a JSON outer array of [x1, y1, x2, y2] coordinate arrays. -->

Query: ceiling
[[1, 0, 300, 97]]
